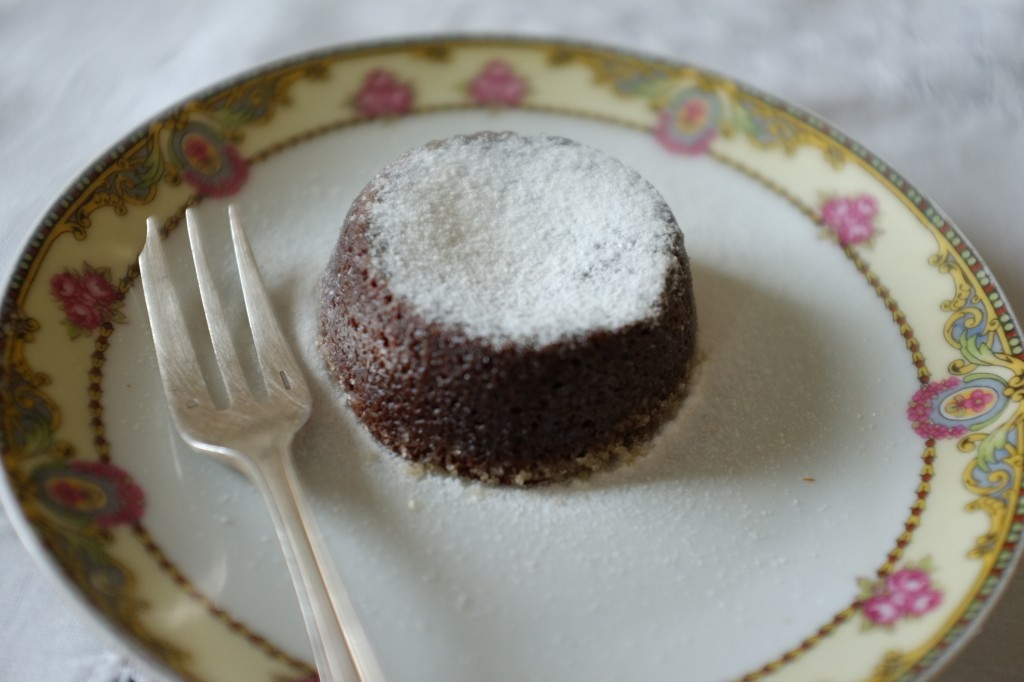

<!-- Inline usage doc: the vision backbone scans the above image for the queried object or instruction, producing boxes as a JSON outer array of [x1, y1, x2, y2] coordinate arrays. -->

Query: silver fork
[[138, 206, 385, 682]]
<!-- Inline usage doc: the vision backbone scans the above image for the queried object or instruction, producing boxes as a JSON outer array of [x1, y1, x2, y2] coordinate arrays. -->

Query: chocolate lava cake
[[317, 131, 696, 484]]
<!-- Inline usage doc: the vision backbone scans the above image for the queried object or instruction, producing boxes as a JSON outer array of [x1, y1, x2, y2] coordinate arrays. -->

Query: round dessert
[[317, 131, 697, 484]]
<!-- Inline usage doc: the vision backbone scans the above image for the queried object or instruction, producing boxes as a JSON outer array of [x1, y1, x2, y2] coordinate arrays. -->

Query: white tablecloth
[[3, 1, 1023, 680]]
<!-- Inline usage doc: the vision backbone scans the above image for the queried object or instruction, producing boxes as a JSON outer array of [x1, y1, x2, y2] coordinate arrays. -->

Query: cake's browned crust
[[317, 139, 697, 485]]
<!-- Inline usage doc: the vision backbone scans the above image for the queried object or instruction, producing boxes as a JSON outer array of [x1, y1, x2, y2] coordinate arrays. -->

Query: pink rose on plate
[[355, 70, 414, 118], [80, 271, 118, 305], [50, 272, 80, 302], [63, 298, 104, 330], [49, 263, 127, 338], [862, 593, 903, 626], [851, 194, 878, 219], [886, 567, 931, 595], [858, 558, 943, 628], [469, 59, 527, 107], [821, 197, 852, 226], [887, 567, 942, 617], [820, 193, 879, 246], [898, 588, 943, 617]]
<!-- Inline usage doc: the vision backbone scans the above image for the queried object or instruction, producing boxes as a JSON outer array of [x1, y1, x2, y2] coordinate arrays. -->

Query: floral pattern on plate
[[31, 460, 144, 528], [820, 193, 881, 246], [354, 69, 414, 118], [468, 59, 527, 106], [859, 559, 943, 629], [50, 263, 126, 338]]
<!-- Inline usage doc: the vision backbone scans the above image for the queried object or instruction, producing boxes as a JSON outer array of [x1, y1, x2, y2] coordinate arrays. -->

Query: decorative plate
[[2, 38, 1022, 682]]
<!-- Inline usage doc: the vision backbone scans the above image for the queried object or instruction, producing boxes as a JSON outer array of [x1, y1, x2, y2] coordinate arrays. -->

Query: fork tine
[[138, 217, 214, 415], [228, 205, 309, 402], [186, 209, 248, 402]]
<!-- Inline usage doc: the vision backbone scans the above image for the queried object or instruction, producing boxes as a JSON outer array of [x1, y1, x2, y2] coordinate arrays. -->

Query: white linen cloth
[[2, 1, 1022, 680]]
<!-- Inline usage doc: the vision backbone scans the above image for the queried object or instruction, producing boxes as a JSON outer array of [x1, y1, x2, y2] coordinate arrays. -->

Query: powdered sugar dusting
[[367, 132, 679, 344]]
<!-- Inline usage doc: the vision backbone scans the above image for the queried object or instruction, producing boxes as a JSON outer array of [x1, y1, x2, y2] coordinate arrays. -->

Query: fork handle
[[249, 440, 379, 682]]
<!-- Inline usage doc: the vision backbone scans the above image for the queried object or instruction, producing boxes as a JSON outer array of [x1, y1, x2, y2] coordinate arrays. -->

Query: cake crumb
[[467, 484, 483, 500], [801, 475, 816, 483]]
